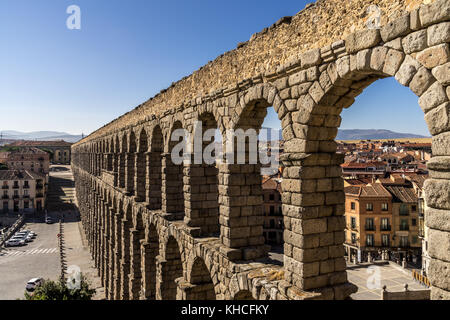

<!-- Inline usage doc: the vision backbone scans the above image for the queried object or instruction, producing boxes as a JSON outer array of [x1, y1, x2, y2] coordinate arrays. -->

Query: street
[[0, 217, 61, 300]]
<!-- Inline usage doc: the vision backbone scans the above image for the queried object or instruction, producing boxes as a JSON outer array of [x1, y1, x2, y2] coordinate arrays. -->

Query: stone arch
[[233, 290, 255, 300], [118, 134, 127, 188], [129, 206, 146, 299], [141, 222, 159, 300], [157, 235, 184, 300], [219, 83, 286, 258], [126, 131, 137, 196], [136, 128, 149, 202], [148, 125, 164, 210], [163, 120, 185, 217], [183, 256, 216, 300], [119, 201, 134, 300], [184, 111, 220, 236], [280, 43, 449, 296]]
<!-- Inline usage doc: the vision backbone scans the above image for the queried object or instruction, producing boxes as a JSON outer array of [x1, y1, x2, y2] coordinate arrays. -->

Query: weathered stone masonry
[[72, 0, 450, 300]]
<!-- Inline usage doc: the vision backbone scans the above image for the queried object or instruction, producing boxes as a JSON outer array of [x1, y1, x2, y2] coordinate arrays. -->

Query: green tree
[[24, 275, 96, 300]]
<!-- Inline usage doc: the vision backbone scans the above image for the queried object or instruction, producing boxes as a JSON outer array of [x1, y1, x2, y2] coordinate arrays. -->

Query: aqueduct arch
[[72, 0, 450, 300]]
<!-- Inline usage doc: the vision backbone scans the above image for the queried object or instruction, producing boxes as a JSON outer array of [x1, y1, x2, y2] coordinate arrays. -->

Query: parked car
[[5, 239, 25, 247], [45, 217, 53, 224], [26, 278, 43, 292]]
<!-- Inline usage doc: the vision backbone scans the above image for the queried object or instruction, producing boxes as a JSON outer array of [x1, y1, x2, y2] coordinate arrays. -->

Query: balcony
[[380, 225, 392, 231], [23, 195, 30, 199], [12, 195, 19, 199], [399, 206, 410, 216], [23, 185, 30, 189], [1, 185, 8, 190], [36, 193, 44, 198], [365, 225, 376, 231], [12, 185, 19, 189], [399, 225, 410, 231], [1, 195, 8, 200], [36, 183, 44, 189]]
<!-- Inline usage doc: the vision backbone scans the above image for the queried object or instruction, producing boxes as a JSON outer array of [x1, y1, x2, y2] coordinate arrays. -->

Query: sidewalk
[[63, 217, 105, 300]]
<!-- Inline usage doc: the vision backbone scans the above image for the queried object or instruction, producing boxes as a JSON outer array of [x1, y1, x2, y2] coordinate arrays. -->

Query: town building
[[377, 176, 423, 266], [0, 147, 50, 174], [344, 183, 393, 263], [261, 175, 283, 246], [7, 140, 72, 164], [0, 170, 47, 214]]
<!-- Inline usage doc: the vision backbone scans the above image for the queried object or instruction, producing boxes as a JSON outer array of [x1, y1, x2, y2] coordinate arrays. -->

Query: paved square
[[347, 262, 428, 300]]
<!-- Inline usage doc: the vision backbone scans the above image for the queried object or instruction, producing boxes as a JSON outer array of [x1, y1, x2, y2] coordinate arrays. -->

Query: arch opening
[[136, 129, 148, 202], [186, 257, 216, 300], [164, 121, 185, 218], [148, 126, 163, 210], [159, 236, 183, 300]]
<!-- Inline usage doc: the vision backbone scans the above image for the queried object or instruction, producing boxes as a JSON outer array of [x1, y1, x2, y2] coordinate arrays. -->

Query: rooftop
[[8, 140, 72, 147], [384, 185, 418, 203], [0, 170, 45, 181], [344, 184, 392, 198]]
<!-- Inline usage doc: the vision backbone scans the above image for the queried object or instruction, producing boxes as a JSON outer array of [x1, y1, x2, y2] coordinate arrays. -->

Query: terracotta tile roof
[[262, 177, 281, 192], [0, 147, 47, 154], [8, 140, 72, 147], [344, 184, 392, 198], [341, 161, 386, 169], [404, 173, 428, 189], [385, 185, 418, 203], [0, 170, 45, 181]]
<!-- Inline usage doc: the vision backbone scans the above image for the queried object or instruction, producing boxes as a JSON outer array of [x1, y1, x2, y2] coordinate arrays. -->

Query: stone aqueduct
[[71, 0, 450, 300]]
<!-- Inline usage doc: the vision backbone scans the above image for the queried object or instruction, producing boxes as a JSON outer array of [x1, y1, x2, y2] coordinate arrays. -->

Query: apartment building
[[344, 184, 393, 263], [0, 147, 50, 174], [261, 176, 283, 246], [7, 140, 72, 164], [382, 184, 422, 265], [0, 170, 47, 213]]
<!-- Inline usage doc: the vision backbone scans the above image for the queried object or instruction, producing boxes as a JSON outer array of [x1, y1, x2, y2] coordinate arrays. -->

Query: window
[[400, 236, 409, 247], [269, 194, 274, 201], [412, 205, 417, 212], [366, 203, 373, 211], [269, 206, 275, 216], [412, 236, 418, 244], [366, 234, 374, 247], [381, 203, 388, 211], [351, 202, 356, 210], [400, 219, 409, 231], [24, 201, 29, 209], [351, 217, 356, 229], [381, 218, 390, 231], [400, 204, 409, 216], [351, 233, 357, 244], [382, 234, 390, 247], [412, 219, 417, 226], [365, 218, 374, 231]]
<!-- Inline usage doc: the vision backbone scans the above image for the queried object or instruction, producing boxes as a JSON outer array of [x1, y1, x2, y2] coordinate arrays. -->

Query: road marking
[[1, 248, 58, 256]]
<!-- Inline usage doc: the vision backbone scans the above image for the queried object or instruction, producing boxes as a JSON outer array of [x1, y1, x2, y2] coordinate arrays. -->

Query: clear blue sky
[[0, 0, 430, 137]]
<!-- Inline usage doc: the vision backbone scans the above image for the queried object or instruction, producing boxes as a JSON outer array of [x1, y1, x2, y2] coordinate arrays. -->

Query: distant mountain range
[[336, 129, 429, 141], [0, 130, 83, 143], [0, 129, 427, 144]]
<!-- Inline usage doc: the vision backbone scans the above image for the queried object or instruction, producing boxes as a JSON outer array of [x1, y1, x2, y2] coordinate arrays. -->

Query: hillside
[[336, 129, 429, 141]]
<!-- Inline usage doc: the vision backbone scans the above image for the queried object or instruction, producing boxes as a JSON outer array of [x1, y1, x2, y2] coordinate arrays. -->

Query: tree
[[24, 275, 96, 300]]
